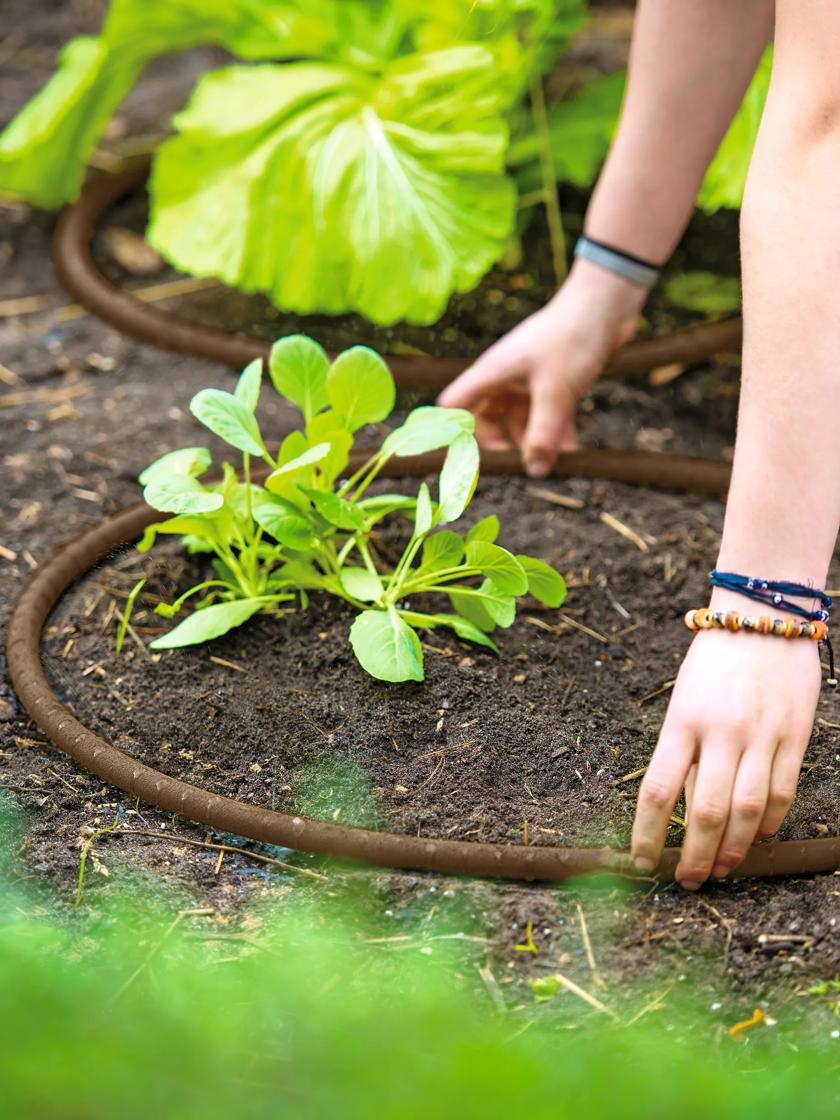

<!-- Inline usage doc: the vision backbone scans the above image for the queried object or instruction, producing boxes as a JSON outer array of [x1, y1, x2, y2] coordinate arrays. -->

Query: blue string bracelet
[[708, 570, 836, 684]]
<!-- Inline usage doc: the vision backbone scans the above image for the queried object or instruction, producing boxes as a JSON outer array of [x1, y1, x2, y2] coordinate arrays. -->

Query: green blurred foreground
[[0, 797, 837, 1119]]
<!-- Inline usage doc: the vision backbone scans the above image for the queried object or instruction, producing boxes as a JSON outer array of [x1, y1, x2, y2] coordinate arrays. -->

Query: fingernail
[[634, 857, 656, 873], [526, 457, 551, 478], [711, 865, 729, 879], [680, 880, 701, 892]]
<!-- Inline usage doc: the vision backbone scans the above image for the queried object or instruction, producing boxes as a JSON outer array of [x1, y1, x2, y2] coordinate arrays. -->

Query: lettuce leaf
[[147, 47, 516, 324], [0, 0, 369, 208], [697, 46, 771, 213]]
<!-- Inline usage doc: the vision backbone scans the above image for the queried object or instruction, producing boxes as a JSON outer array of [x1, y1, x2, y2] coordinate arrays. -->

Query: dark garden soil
[[2, 0, 838, 1019]]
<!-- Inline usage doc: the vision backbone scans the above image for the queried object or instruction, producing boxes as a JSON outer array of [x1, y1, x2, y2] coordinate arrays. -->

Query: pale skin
[[439, 0, 840, 888]]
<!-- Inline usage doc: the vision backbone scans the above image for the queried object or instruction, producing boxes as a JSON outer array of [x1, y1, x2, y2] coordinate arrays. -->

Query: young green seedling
[[138, 334, 566, 682]]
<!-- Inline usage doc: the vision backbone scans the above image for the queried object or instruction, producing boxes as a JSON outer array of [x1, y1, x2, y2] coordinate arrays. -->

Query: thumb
[[522, 372, 578, 478]]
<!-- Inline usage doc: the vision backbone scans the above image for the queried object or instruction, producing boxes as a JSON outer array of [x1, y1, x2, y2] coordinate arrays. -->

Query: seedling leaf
[[349, 608, 425, 682], [268, 335, 330, 420], [190, 388, 265, 455], [465, 541, 527, 595], [516, 555, 567, 607], [327, 346, 395, 431], [138, 446, 211, 486], [438, 432, 480, 523], [234, 358, 263, 412], [150, 598, 266, 649]]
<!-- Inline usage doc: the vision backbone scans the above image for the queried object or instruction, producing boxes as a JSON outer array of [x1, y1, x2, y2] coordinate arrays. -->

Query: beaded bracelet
[[685, 607, 828, 641], [685, 606, 837, 684]]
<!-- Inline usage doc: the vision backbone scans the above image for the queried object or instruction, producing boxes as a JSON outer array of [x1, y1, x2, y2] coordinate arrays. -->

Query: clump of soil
[[43, 475, 840, 849]]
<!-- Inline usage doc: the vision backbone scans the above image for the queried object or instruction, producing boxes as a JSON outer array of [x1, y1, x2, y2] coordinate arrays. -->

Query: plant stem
[[338, 450, 382, 498], [529, 68, 567, 287]]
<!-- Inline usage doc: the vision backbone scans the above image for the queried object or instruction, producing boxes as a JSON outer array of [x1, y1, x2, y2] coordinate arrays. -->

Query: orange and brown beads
[[684, 608, 828, 641]]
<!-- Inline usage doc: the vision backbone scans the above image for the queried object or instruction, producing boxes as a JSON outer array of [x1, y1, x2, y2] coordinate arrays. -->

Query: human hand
[[631, 596, 822, 889], [437, 260, 646, 477]]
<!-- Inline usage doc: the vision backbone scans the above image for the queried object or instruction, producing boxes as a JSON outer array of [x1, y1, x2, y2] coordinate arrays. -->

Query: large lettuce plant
[[0, 0, 588, 325], [137, 335, 566, 682]]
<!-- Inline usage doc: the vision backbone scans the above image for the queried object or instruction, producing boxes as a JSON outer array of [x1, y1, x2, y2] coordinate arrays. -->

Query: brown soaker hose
[[52, 159, 744, 389], [7, 447, 840, 882]]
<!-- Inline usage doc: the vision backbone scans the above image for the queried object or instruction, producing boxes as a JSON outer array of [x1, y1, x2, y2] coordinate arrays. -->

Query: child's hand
[[437, 261, 646, 477], [631, 601, 822, 888]]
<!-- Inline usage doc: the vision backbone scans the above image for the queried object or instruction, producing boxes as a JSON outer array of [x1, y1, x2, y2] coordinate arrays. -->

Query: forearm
[[584, 0, 774, 263], [718, 63, 840, 588]]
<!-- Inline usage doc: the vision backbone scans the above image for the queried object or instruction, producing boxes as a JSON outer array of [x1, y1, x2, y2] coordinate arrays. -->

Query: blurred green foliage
[[663, 272, 742, 316], [0, 793, 838, 1118]]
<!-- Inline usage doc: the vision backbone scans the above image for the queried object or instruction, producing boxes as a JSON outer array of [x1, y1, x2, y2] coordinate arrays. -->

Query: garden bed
[[40, 473, 840, 857]]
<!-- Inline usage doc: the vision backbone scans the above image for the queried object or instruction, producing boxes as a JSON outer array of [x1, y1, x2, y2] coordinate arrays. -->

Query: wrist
[[557, 258, 648, 318]]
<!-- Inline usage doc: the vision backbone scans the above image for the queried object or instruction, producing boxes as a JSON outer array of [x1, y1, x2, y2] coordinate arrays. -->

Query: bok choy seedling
[[139, 335, 566, 682]]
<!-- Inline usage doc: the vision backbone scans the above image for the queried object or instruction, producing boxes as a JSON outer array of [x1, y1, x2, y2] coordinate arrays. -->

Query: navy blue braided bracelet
[[709, 570, 831, 624]]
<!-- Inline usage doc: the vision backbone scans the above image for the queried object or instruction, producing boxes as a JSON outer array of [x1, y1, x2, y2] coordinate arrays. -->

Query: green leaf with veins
[[301, 487, 366, 532], [465, 541, 527, 596], [190, 389, 265, 456], [252, 494, 315, 550], [234, 358, 263, 412], [340, 568, 383, 603], [143, 475, 224, 516], [516, 555, 567, 607], [382, 406, 475, 458], [137, 515, 219, 553], [449, 580, 515, 630], [265, 443, 331, 493], [151, 598, 268, 649], [305, 411, 354, 487], [270, 559, 328, 591], [138, 446, 211, 485], [269, 335, 330, 420], [349, 608, 425, 682], [466, 515, 499, 545], [400, 610, 499, 652], [326, 346, 396, 432], [438, 433, 480, 523], [414, 483, 434, 537], [420, 530, 464, 572], [147, 45, 516, 325]]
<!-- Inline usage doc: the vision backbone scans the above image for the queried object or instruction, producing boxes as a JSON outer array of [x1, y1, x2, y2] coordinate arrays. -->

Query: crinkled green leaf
[[509, 71, 624, 191], [252, 493, 314, 550], [349, 608, 425, 682], [516, 554, 566, 607], [269, 335, 330, 420], [0, 0, 346, 209], [420, 530, 464, 572], [414, 483, 434, 537], [340, 568, 384, 603], [190, 388, 265, 455], [138, 446, 212, 485], [699, 47, 771, 213], [465, 541, 527, 595], [143, 474, 224, 516], [438, 433, 480, 523], [326, 346, 396, 432], [148, 46, 517, 325], [382, 406, 474, 458], [234, 358, 263, 412], [151, 598, 265, 649], [466, 514, 499, 545], [0, 36, 143, 209]]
